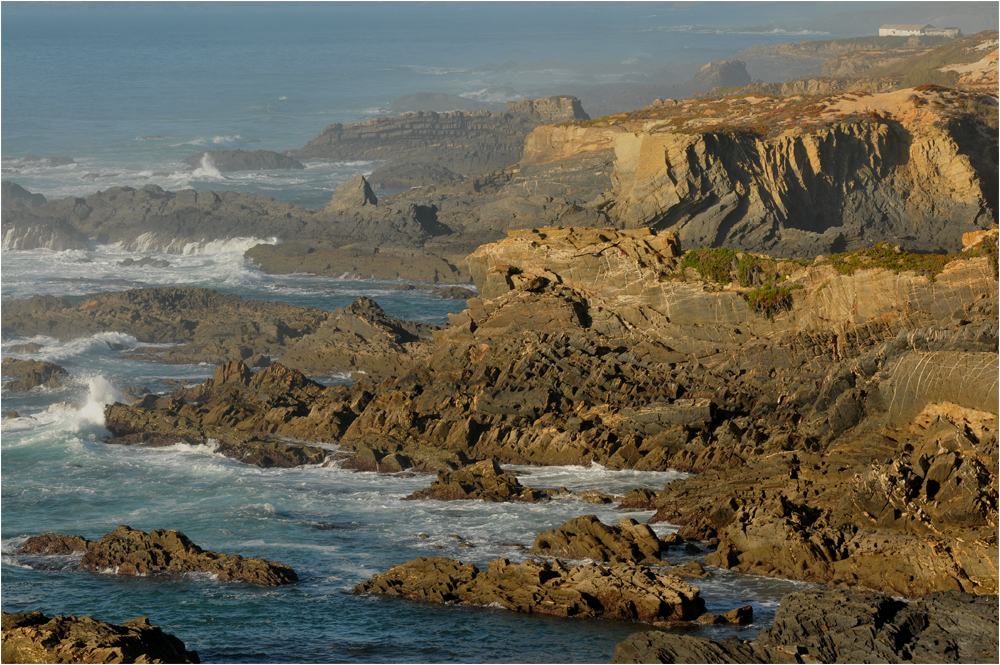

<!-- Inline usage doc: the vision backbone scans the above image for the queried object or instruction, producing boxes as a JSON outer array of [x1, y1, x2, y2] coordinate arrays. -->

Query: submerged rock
[[612, 588, 1000, 663], [1, 611, 199, 664], [1, 358, 69, 391], [17, 525, 297, 586], [353, 556, 705, 625]]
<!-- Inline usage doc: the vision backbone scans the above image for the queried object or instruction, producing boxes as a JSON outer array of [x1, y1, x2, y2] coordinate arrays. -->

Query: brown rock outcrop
[[352, 556, 704, 625], [17, 525, 297, 586], [531, 515, 665, 564], [404, 459, 547, 502], [1, 611, 199, 664], [1, 358, 69, 391]]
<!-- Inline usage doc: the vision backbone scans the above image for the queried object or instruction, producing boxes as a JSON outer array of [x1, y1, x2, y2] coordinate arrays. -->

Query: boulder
[[1, 611, 199, 664]]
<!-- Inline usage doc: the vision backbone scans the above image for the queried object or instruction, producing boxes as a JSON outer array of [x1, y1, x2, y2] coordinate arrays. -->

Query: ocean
[[0, 3, 874, 662]]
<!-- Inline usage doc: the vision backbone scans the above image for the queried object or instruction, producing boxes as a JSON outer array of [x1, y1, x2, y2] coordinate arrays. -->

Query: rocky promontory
[[16, 525, 297, 586], [291, 96, 589, 177], [1, 611, 199, 664], [352, 556, 704, 625], [612, 587, 999, 664]]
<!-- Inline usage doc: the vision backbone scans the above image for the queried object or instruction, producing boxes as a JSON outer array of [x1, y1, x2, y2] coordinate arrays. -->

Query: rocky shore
[[1, 611, 199, 664], [612, 587, 999, 664]]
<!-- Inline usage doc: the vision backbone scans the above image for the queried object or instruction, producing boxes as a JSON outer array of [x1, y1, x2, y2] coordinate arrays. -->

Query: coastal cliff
[[544, 85, 997, 257]]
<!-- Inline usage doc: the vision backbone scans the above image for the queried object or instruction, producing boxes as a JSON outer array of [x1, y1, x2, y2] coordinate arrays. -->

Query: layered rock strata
[[352, 556, 704, 625], [16, 525, 297, 586], [1, 611, 199, 664], [612, 588, 999, 664]]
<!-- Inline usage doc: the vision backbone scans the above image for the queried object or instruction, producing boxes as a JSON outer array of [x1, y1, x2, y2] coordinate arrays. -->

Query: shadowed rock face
[[612, 588, 1000, 664], [16, 525, 297, 586], [1, 611, 200, 664], [353, 556, 705, 625]]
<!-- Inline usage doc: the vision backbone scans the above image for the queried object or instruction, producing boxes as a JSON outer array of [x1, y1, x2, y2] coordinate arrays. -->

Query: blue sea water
[[0, 3, 890, 662]]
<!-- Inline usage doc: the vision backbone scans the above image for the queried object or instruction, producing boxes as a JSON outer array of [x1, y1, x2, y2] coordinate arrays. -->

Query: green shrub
[[743, 285, 803, 320]]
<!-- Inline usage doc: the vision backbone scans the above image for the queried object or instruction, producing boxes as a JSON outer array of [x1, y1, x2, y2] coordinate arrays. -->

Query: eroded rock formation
[[1, 358, 69, 391]]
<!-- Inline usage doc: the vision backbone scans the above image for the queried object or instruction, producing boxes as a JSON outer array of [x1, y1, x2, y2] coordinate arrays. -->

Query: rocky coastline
[[3, 30, 998, 664]]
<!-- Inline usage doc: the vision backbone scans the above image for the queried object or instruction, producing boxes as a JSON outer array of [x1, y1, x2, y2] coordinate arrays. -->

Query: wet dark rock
[[18, 533, 89, 556], [613, 588, 999, 663], [118, 256, 170, 268], [1, 358, 69, 391], [1, 610, 199, 664]]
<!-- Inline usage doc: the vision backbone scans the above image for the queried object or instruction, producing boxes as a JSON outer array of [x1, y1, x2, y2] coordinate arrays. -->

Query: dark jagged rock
[[1, 288, 435, 378], [104, 361, 341, 467], [325, 174, 378, 210], [16, 525, 297, 586], [1, 358, 69, 391], [181, 149, 304, 171], [1, 611, 199, 664], [404, 459, 547, 502], [531, 515, 665, 564], [612, 588, 1000, 663], [353, 556, 705, 625]]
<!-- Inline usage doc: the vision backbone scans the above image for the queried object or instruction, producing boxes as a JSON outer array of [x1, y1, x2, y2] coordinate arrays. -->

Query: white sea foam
[[191, 153, 224, 179]]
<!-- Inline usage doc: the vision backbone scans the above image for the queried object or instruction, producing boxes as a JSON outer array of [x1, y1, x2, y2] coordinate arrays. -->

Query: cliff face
[[291, 96, 588, 176], [603, 87, 997, 257]]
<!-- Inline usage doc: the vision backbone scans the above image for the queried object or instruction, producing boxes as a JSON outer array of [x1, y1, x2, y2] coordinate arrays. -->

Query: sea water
[[0, 4, 839, 662]]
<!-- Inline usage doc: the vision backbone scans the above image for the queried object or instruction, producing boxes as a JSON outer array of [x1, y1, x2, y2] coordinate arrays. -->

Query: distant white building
[[879, 24, 962, 38]]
